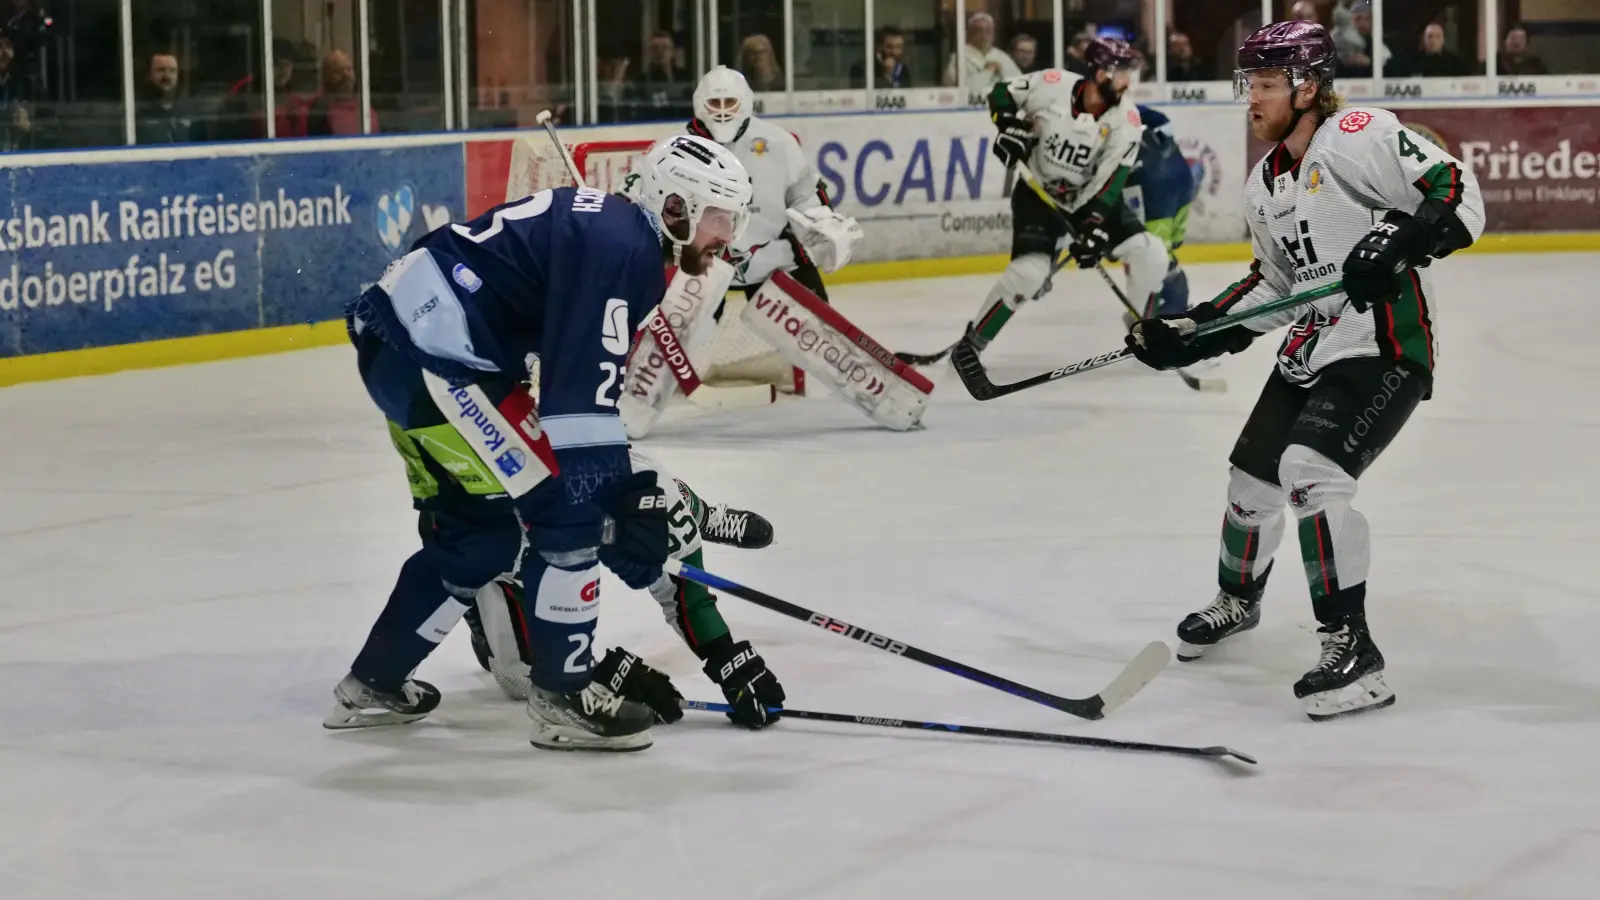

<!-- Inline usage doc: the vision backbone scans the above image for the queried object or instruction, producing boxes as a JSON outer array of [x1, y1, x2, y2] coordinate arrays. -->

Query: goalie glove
[[785, 206, 864, 274]]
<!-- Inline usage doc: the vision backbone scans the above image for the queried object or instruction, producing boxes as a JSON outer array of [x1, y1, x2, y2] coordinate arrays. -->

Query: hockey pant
[[347, 326, 611, 696], [1217, 358, 1428, 623], [971, 187, 1166, 347]]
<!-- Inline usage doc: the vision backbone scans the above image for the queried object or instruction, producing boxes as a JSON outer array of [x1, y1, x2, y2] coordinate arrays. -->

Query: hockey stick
[[665, 560, 1170, 721], [682, 700, 1256, 765], [894, 251, 1076, 367], [534, 109, 588, 187], [1013, 161, 1224, 394], [952, 281, 1346, 401]]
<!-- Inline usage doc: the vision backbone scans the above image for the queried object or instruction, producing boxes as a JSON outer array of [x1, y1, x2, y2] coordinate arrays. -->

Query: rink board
[[4, 101, 1600, 385]]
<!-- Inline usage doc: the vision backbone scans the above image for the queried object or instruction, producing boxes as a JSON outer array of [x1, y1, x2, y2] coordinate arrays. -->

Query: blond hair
[[1317, 86, 1345, 119]]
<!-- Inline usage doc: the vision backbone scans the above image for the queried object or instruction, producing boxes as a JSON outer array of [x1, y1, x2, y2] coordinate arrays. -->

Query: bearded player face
[[1243, 69, 1316, 142]]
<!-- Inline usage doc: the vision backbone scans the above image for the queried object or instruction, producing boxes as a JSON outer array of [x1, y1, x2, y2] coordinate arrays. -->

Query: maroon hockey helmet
[[1083, 37, 1140, 73], [1234, 21, 1337, 101]]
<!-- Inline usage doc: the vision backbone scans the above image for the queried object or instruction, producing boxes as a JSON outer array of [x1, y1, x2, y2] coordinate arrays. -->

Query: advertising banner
[[0, 144, 465, 357], [1393, 106, 1600, 232]]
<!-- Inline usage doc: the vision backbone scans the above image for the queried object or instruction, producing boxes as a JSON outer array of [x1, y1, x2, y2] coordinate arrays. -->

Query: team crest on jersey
[[1338, 110, 1372, 133], [1305, 162, 1324, 194], [750, 137, 769, 156], [1043, 69, 1062, 83], [1278, 311, 1340, 381], [1126, 109, 1139, 126]]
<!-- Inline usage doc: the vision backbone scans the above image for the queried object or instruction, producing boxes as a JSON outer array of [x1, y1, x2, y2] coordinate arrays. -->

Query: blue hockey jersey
[[1127, 105, 1197, 219], [349, 186, 667, 414]]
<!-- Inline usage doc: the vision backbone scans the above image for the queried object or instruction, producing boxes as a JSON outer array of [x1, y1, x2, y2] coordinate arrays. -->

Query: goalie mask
[[636, 134, 754, 250], [692, 66, 754, 145]]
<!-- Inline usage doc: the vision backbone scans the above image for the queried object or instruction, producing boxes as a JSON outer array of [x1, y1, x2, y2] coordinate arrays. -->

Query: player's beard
[[1249, 101, 1293, 143], [677, 238, 726, 276]]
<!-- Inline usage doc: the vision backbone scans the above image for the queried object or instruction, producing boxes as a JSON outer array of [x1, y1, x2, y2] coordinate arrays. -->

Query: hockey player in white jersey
[[908, 38, 1167, 362], [687, 65, 863, 298], [1126, 22, 1483, 720]]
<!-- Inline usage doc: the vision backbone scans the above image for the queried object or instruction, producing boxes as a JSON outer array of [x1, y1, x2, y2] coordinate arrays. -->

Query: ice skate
[[1176, 589, 1262, 662], [324, 673, 441, 729], [1294, 620, 1395, 721], [701, 503, 774, 549], [527, 681, 654, 752]]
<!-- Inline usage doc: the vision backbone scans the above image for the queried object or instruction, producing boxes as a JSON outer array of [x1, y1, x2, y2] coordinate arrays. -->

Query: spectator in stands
[[1498, 24, 1547, 76], [1064, 26, 1094, 75], [1399, 23, 1470, 78], [1334, 1, 1389, 79], [307, 50, 376, 135], [1010, 34, 1040, 74], [739, 34, 783, 93], [0, 32, 31, 150], [1166, 31, 1207, 82], [625, 29, 693, 122], [946, 12, 1020, 92], [1289, 1, 1319, 22], [3, 0, 48, 76], [135, 52, 193, 144], [853, 25, 909, 88], [216, 37, 301, 140]]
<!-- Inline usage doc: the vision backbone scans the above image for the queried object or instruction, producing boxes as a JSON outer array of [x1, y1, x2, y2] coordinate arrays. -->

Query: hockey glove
[[703, 637, 785, 730], [1343, 210, 1432, 314], [594, 470, 670, 590], [1067, 201, 1115, 269], [1125, 303, 1256, 370], [992, 112, 1035, 168], [593, 647, 683, 724]]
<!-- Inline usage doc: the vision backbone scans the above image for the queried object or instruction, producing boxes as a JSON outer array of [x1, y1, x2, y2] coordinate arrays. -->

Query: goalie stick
[[665, 559, 1170, 721], [952, 281, 1346, 401], [682, 700, 1257, 765], [1012, 161, 1225, 394]]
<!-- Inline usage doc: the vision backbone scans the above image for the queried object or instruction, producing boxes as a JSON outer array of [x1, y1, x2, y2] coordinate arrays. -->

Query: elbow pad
[[1414, 198, 1473, 261]]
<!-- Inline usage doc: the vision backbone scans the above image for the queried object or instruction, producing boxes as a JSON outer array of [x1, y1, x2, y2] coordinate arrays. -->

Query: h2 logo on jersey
[[1043, 132, 1093, 170]]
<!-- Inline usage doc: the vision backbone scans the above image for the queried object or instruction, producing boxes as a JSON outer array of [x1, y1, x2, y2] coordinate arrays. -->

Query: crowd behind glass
[[0, 0, 1594, 153]]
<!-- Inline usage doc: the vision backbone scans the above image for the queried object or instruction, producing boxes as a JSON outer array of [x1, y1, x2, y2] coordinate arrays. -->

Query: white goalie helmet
[[635, 133, 754, 247], [692, 65, 754, 144]]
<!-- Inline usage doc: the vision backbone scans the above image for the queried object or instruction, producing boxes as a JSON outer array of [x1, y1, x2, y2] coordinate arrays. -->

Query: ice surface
[[2, 253, 1598, 900]]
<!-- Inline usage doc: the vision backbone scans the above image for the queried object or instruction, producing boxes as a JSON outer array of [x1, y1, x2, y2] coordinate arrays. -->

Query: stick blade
[[1210, 747, 1259, 765], [1093, 641, 1172, 718], [950, 338, 998, 401]]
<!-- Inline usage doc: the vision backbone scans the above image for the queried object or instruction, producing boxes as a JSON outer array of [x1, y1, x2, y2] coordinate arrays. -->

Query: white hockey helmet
[[692, 65, 754, 144], [635, 134, 754, 247]]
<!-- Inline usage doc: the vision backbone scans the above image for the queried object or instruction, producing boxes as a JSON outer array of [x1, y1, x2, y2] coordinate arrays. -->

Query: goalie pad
[[785, 207, 864, 274], [620, 258, 737, 438], [742, 270, 934, 431]]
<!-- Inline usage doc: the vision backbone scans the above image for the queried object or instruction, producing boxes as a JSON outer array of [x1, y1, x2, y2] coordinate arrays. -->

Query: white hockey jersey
[[689, 115, 828, 286], [1217, 107, 1485, 384], [996, 68, 1143, 214]]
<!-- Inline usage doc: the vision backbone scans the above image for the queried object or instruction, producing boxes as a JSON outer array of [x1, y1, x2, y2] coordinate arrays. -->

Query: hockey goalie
[[618, 70, 934, 437]]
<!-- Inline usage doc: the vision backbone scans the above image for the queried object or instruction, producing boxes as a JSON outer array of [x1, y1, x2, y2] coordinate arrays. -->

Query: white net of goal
[[506, 134, 799, 395]]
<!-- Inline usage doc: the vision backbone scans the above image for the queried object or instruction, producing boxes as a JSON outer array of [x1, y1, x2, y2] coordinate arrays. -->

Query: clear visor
[[1233, 67, 1301, 103], [693, 204, 750, 247], [703, 96, 743, 124]]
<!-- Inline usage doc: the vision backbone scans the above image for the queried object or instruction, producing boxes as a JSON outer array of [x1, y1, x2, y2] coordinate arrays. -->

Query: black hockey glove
[[1067, 201, 1114, 269], [1343, 210, 1432, 314], [1125, 303, 1256, 370], [592, 647, 683, 724], [992, 112, 1034, 168], [703, 637, 785, 730], [594, 470, 670, 590]]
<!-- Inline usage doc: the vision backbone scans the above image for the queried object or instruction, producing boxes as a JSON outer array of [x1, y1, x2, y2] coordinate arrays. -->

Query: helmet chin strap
[[1271, 77, 1319, 143]]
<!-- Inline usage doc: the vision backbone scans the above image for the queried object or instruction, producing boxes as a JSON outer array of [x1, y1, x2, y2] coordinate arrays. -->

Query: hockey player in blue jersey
[[1125, 105, 1198, 317], [326, 135, 755, 752]]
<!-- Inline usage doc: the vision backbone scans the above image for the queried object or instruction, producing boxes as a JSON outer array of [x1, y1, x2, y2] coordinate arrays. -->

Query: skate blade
[[1303, 672, 1396, 722], [1176, 641, 1212, 662], [529, 725, 653, 752], [322, 705, 432, 730]]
